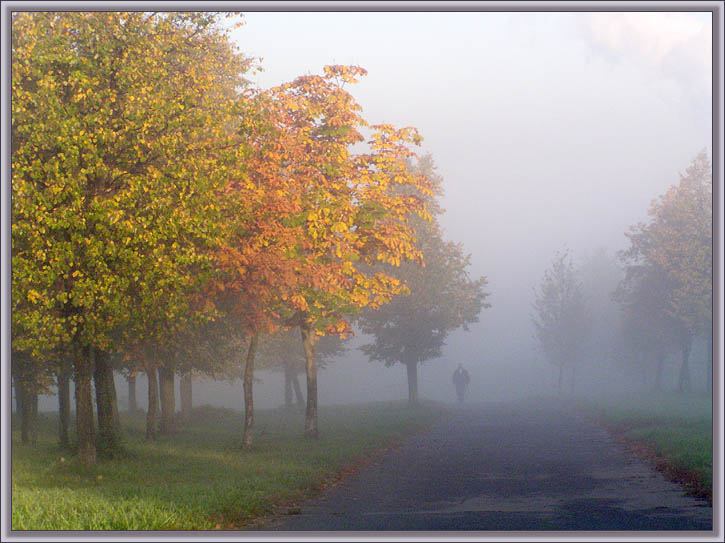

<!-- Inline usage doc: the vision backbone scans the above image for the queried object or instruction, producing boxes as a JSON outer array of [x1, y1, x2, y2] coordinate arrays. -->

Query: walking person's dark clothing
[[452, 364, 470, 403]]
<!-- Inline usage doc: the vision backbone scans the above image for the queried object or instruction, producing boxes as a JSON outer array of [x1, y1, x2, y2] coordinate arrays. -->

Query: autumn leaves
[[12, 13, 433, 463], [618, 152, 713, 392]]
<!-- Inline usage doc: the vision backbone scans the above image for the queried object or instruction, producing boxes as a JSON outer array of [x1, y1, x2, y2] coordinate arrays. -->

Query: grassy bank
[[579, 393, 712, 500], [11, 401, 443, 530]]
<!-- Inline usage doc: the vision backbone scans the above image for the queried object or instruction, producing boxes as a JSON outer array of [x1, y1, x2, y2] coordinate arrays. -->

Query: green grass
[[579, 392, 712, 493], [11, 401, 444, 530]]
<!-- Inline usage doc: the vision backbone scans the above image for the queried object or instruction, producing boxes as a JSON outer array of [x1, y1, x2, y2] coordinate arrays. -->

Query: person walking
[[452, 364, 470, 403]]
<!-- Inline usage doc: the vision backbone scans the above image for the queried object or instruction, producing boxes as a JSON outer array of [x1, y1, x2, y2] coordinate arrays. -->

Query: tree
[[222, 66, 433, 438], [359, 155, 490, 404], [10, 349, 54, 445], [531, 250, 589, 395], [11, 12, 251, 463], [577, 248, 623, 385], [208, 87, 312, 449], [618, 152, 712, 392], [613, 261, 686, 390]]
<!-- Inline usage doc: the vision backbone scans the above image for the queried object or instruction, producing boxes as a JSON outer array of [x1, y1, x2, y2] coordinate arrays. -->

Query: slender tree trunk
[[75, 345, 96, 466], [109, 366, 121, 435], [146, 367, 159, 440], [406, 359, 419, 405], [180, 374, 192, 424], [242, 333, 259, 450], [18, 381, 30, 445], [94, 359, 108, 448], [58, 366, 71, 447], [30, 392, 38, 443], [13, 378, 21, 414], [158, 367, 177, 434], [301, 323, 318, 439], [284, 363, 294, 410], [292, 371, 305, 409], [678, 334, 693, 393], [706, 326, 713, 392], [94, 350, 120, 457], [128, 374, 137, 412]]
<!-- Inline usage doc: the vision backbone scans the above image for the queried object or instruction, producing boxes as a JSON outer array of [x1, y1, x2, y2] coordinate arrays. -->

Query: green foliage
[[359, 154, 490, 367], [12, 12, 252, 359], [11, 403, 443, 530]]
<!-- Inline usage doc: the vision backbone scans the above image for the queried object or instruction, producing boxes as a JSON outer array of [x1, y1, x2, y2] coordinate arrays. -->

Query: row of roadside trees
[[11, 12, 488, 465], [531, 152, 712, 394]]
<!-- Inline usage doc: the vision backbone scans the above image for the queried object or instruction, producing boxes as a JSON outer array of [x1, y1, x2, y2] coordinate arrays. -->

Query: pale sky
[[225, 11, 713, 402]]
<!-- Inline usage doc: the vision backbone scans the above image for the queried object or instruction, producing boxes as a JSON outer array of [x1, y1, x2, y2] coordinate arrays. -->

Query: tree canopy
[[358, 155, 490, 403], [616, 151, 713, 392], [531, 249, 589, 394]]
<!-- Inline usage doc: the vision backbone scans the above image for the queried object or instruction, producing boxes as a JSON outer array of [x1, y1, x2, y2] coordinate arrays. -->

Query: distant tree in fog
[[613, 262, 688, 391], [578, 248, 623, 372], [618, 152, 712, 392], [358, 155, 490, 404], [531, 250, 589, 395]]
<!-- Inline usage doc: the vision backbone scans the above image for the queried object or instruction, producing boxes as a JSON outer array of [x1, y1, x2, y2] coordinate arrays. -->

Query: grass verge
[[11, 401, 444, 530], [577, 392, 712, 503]]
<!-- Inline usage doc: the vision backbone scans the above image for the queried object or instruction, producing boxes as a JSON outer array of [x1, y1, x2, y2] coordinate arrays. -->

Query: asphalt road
[[264, 397, 712, 532]]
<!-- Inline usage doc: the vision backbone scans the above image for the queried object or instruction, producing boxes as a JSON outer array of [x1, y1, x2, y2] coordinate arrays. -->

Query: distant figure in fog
[[452, 364, 470, 403]]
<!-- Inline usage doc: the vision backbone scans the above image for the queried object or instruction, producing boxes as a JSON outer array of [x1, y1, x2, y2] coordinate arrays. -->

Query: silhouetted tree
[[618, 152, 712, 392], [531, 250, 589, 394]]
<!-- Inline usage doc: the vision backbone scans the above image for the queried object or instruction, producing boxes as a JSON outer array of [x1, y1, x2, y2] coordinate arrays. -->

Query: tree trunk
[[57, 366, 71, 447], [109, 366, 121, 435], [301, 323, 318, 439], [678, 334, 693, 393], [158, 367, 176, 434], [94, 350, 120, 458], [128, 374, 137, 412], [30, 392, 38, 443], [75, 345, 96, 466], [284, 363, 294, 410], [13, 378, 21, 414], [180, 374, 192, 424], [146, 367, 159, 440], [405, 359, 419, 405], [706, 326, 713, 392], [291, 370, 305, 409], [17, 381, 30, 445], [242, 333, 259, 450]]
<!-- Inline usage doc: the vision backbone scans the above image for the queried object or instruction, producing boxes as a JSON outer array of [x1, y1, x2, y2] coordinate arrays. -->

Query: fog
[[30, 11, 713, 413]]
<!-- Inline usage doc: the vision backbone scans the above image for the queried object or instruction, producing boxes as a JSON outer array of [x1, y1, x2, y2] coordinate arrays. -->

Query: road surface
[[264, 398, 712, 532]]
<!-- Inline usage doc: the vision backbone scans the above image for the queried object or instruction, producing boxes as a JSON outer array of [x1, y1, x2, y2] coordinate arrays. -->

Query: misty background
[[32, 11, 713, 412]]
